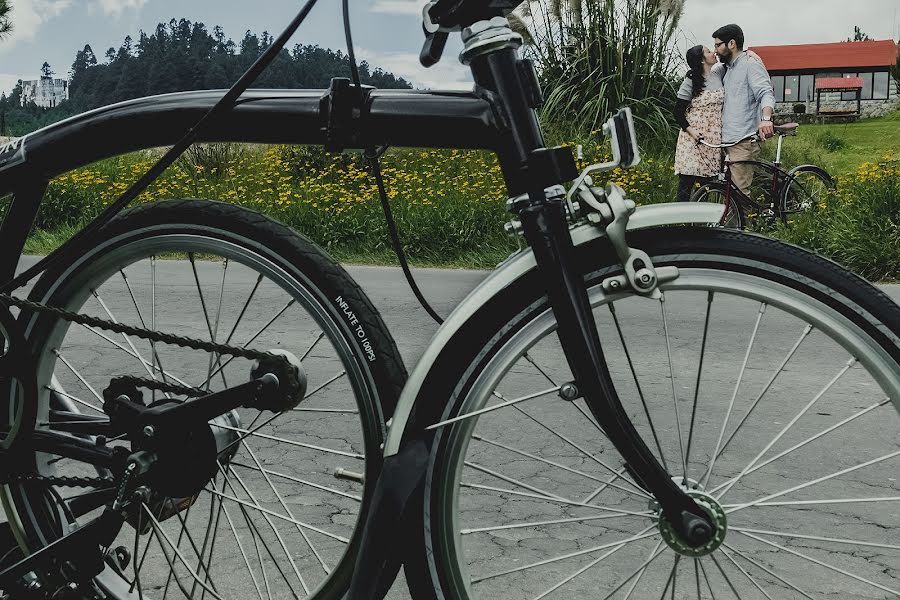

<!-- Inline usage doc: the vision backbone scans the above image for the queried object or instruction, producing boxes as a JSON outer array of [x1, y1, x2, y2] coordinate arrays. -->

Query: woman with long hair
[[673, 45, 724, 202]]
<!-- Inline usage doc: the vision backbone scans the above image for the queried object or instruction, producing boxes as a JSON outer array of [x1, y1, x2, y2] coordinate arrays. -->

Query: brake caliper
[[576, 182, 679, 298]]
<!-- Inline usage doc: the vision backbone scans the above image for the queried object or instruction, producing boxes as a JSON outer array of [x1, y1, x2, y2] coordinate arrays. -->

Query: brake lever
[[420, 30, 449, 67]]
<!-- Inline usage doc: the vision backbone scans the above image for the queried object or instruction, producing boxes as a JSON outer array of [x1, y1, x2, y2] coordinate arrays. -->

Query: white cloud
[[357, 47, 473, 90], [89, 0, 148, 18], [370, 0, 422, 16], [0, 0, 72, 51]]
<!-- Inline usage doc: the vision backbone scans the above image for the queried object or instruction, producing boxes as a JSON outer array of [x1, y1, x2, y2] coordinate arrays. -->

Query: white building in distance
[[21, 77, 69, 108]]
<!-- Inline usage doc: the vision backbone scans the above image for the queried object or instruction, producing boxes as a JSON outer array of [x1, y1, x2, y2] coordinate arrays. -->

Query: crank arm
[[518, 193, 715, 548], [0, 508, 124, 591]]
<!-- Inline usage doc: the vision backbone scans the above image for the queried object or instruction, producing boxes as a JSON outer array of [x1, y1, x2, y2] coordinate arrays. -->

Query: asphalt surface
[[8, 256, 900, 599]]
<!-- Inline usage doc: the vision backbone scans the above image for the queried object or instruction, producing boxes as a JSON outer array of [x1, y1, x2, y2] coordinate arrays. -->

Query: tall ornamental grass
[[511, 0, 684, 143]]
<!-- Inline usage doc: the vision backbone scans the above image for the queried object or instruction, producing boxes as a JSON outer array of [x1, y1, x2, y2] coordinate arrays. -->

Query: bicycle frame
[[0, 10, 730, 591]]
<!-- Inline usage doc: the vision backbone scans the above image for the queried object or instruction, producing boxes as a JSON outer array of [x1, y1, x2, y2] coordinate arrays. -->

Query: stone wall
[[775, 93, 900, 119]]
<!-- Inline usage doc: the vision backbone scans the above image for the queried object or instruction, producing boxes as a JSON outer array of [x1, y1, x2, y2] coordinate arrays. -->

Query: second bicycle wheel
[[414, 227, 900, 600], [5, 200, 406, 599], [690, 183, 745, 229]]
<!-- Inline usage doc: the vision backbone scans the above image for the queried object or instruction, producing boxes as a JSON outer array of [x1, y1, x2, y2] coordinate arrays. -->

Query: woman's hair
[[685, 45, 706, 99]]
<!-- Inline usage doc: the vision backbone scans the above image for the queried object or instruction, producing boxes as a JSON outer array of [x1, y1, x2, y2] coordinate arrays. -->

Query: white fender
[[383, 202, 726, 456]]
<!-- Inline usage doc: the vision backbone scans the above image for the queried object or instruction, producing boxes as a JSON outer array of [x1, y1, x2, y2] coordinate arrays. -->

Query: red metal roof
[[749, 40, 898, 71], [815, 77, 863, 90]]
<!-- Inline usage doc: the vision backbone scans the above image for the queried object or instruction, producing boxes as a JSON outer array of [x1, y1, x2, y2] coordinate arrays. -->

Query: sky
[[0, 0, 897, 96]]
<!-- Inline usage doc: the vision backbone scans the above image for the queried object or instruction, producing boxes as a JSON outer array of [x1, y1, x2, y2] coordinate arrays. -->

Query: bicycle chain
[[10, 472, 116, 489], [0, 292, 281, 363]]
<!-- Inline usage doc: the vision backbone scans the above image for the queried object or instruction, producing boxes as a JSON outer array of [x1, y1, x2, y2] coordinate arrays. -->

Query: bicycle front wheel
[[417, 227, 900, 600], [690, 183, 745, 229], [6, 200, 406, 599]]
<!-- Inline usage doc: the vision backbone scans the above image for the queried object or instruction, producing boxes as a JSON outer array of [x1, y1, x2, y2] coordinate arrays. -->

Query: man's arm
[[748, 60, 776, 137]]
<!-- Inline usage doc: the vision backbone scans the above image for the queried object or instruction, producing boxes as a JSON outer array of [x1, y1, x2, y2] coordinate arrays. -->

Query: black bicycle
[[0, 2, 898, 599], [692, 125, 835, 229]]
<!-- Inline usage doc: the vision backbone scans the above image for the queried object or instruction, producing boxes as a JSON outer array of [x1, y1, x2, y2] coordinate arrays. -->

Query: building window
[[842, 72, 858, 101], [784, 75, 799, 102], [874, 71, 890, 100], [860, 72, 874, 100], [799, 74, 815, 102], [771, 75, 785, 102]]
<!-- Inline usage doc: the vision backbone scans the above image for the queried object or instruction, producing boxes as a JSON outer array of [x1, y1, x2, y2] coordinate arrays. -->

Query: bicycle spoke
[[715, 325, 813, 461], [210, 421, 363, 459], [608, 301, 671, 481], [728, 448, 900, 514], [710, 398, 889, 497], [426, 386, 561, 430], [531, 529, 660, 600], [80, 324, 192, 388], [219, 464, 311, 595], [737, 530, 900, 596], [120, 268, 170, 391], [700, 302, 767, 489], [472, 433, 630, 490], [204, 486, 350, 543], [142, 503, 225, 600], [51, 351, 104, 406], [206, 477, 267, 600], [698, 558, 718, 600], [723, 495, 900, 508], [731, 526, 900, 551], [205, 259, 229, 391], [238, 440, 332, 575], [231, 461, 361, 501], [685, 292, 714, 479], [471, 527, 658, 584], [709, 553, 743, 599], [659, 555, 681, 599], [92, 289, 168, 391], [659, 293, 688, 480], [294, 407, 358, 414], [694, 559, 702, 600], [460, 481, 655, 517], [46, 385, 105, 414], [722, 543, 815, 600], [718, 546, 774, 600], [622, 539, 666, 600], [292, 370, 347, 408], [502, 398, 651, 499], [461, 511, 645, 535], [581, 466, 631, 504], [199, 298, 295, 388], [596, 538, 668, 600], [716, 358, 858, 500], [465, 460, 566, 501]]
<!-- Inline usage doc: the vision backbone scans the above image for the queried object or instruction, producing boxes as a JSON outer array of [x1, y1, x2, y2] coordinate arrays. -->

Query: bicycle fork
[[517, 190, 717, 549]]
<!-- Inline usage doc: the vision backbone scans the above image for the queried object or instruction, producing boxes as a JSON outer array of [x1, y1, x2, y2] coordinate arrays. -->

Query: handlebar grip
[[420, 31, 449, 68]]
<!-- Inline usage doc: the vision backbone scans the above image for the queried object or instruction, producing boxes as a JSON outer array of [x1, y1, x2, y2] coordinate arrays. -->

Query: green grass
[[774, 110, 900, 175]]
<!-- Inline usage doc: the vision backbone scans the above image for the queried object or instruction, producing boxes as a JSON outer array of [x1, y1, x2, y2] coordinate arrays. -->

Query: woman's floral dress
[[675, 66, 725, 177]]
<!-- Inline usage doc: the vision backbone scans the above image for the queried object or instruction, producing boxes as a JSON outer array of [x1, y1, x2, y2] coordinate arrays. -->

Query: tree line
[[0, 18, 411, 136]]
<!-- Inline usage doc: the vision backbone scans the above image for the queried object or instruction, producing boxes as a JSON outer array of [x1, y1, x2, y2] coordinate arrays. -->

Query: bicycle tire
[[408, 226, 900, 600], [5, 199, 407, 599], [689, 182, 745, 229], [780, 166, 835, 222]]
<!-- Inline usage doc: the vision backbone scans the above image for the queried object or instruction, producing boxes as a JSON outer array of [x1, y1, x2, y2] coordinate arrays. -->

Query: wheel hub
[[650, 478, 727, 557]]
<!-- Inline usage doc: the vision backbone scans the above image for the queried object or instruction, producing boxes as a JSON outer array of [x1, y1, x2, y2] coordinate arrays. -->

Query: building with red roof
[[749, 40, 898, 117]]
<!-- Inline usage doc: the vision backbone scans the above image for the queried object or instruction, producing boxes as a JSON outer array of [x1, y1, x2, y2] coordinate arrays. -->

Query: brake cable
[[341, 0, 445, 326]]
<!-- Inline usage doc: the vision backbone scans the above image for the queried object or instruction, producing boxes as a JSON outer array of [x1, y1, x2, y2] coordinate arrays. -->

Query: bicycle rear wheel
[[413, 227, 900, 600], [690, 183, 745, 229], [5, 200, 407, 599], [781, 167, 835, 221]]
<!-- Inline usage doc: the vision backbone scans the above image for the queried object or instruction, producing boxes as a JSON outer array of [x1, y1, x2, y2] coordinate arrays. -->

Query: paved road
[[9, 257, 900, 599]]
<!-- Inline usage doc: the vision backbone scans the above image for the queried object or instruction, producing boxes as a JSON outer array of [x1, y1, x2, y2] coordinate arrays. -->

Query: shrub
[[775, 157, 900, 280], [793, 103, 807, 114], [819, 130, 848, 152]]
